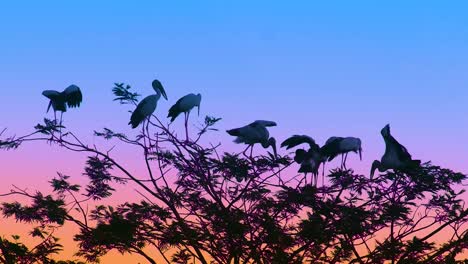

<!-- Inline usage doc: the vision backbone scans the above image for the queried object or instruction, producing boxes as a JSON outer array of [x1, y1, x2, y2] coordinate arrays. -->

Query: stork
[[129, 79, 168, 129], [226, 120, 277, 158], [42, 84, 83, 126], [370, 124, 421, 179], [281, 134, 326, 185], [321, 136, 362, 169], [294, 148, 325, 186], [167, 93, 202, 141]]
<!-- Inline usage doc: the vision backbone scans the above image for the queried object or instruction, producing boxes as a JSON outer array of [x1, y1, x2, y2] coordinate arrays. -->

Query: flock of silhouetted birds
[[42, 79, 421, 186]]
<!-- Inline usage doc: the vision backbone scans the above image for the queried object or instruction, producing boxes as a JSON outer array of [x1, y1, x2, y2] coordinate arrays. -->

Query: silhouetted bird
[[129, 79, 168, 129], [42, 84, 83, 123], [370, 124, 421, 179], [227, 120, 277, 158], [168, 93, 202, 141], [281, 134, 325, 185], [321, 136, 362, 169]]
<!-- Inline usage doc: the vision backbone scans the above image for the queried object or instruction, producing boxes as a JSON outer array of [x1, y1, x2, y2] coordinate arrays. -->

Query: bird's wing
[[42, 90, 61, 112], [226, 123, 250, 137], [129, 96, 156, 128], [281, 134, 318, 150], [252, 120, 277, 127], [227, 124, 263, 144], [42, 90, 61, 99], [63, 85, 83, 108], [390, 136, 414, 162], [320, 137, 343, 161], [167, 96, 185, 122]]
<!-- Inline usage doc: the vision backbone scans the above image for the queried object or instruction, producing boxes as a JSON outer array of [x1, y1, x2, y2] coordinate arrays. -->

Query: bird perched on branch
[[371, 124, 420, 179], [321, 136, 362, 169], [281, 134, 326, 185], [129, 79, 168, 129], [168, 93, 202, 141], [227, 120, 277, 158], [42, 84, 83, 124]]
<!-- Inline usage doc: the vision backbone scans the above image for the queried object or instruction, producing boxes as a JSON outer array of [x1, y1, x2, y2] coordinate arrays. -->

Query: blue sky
[[1, 1, 467, 172]]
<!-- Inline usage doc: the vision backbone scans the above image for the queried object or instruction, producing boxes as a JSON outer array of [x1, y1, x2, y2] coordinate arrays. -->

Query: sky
[[0, 1, 467, 262]]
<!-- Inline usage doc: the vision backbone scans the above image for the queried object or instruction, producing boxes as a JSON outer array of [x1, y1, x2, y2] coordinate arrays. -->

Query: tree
[[1, 82, 467, 264]]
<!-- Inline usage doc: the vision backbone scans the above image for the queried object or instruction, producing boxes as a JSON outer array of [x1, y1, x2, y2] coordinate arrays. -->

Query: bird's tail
[[129, 111, 145, 129], [410, 159, 421, 167], [226, 128, 240, 136]]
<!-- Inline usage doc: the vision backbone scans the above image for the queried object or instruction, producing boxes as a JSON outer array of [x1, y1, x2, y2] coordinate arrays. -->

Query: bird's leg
[[59, 112, 63, 139], [340, 154, 344, 169], [242, 145, 251, 158], [145, 119, 152, 149], [184, 112, 189, 142], [249, 145, 254, 159], [304, 173, 308, 186], [50, 111, 57, 140], [343, 153, 348, 169]]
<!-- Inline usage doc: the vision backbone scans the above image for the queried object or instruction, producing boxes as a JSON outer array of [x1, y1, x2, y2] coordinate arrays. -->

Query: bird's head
[[381, 124, 390, 137], [152, 79, 168, 100]]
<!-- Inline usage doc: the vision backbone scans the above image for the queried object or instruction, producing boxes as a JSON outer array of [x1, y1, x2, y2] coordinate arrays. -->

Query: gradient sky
[[1, 1, 467, 262]]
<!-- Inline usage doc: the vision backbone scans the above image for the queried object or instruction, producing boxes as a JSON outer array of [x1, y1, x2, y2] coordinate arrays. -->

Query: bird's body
[[294, 148, 324, 185], [227, 120, 277, 157], [168, 93, 201, 122], [129, 79, 168, 129], [168, 93, 202, 141], [281, 134, 326, 185], [42, 85, 83, 114], [321, 136, 362, 168], [371, 124, 420, 178]]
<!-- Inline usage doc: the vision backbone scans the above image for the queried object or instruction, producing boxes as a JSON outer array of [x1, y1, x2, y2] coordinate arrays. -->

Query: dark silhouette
[[0, 81, 467, 264], [129, 79, 168, 129], [281, 135, 325, 185], [168, 93, 202, 141], [371, 124, 422, 179], [321, 136, 362, 169], [42, 85, 82, 124], [226, 120, 278, 159]]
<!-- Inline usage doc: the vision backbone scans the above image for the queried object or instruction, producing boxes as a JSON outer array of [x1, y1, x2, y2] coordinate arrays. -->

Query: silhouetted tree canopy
[[1, 82, 467, 264]]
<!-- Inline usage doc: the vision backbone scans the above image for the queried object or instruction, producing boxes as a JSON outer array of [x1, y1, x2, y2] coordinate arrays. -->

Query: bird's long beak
[[160, 86, 168, 100], [46, 101, 52, 113], [359, 148, 362, 161], [270, 137, 278, 159]]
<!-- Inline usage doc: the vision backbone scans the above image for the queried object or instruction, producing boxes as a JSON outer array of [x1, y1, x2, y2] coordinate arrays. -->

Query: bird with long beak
[[167, 93, 202, 141], [42, 84, 83, 125], [370, 124, 421, 179], [321, 136, 362, 169], [227, 120, 277, 159], [281, 134, 326, 185], [129, 79, 168, 129]]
